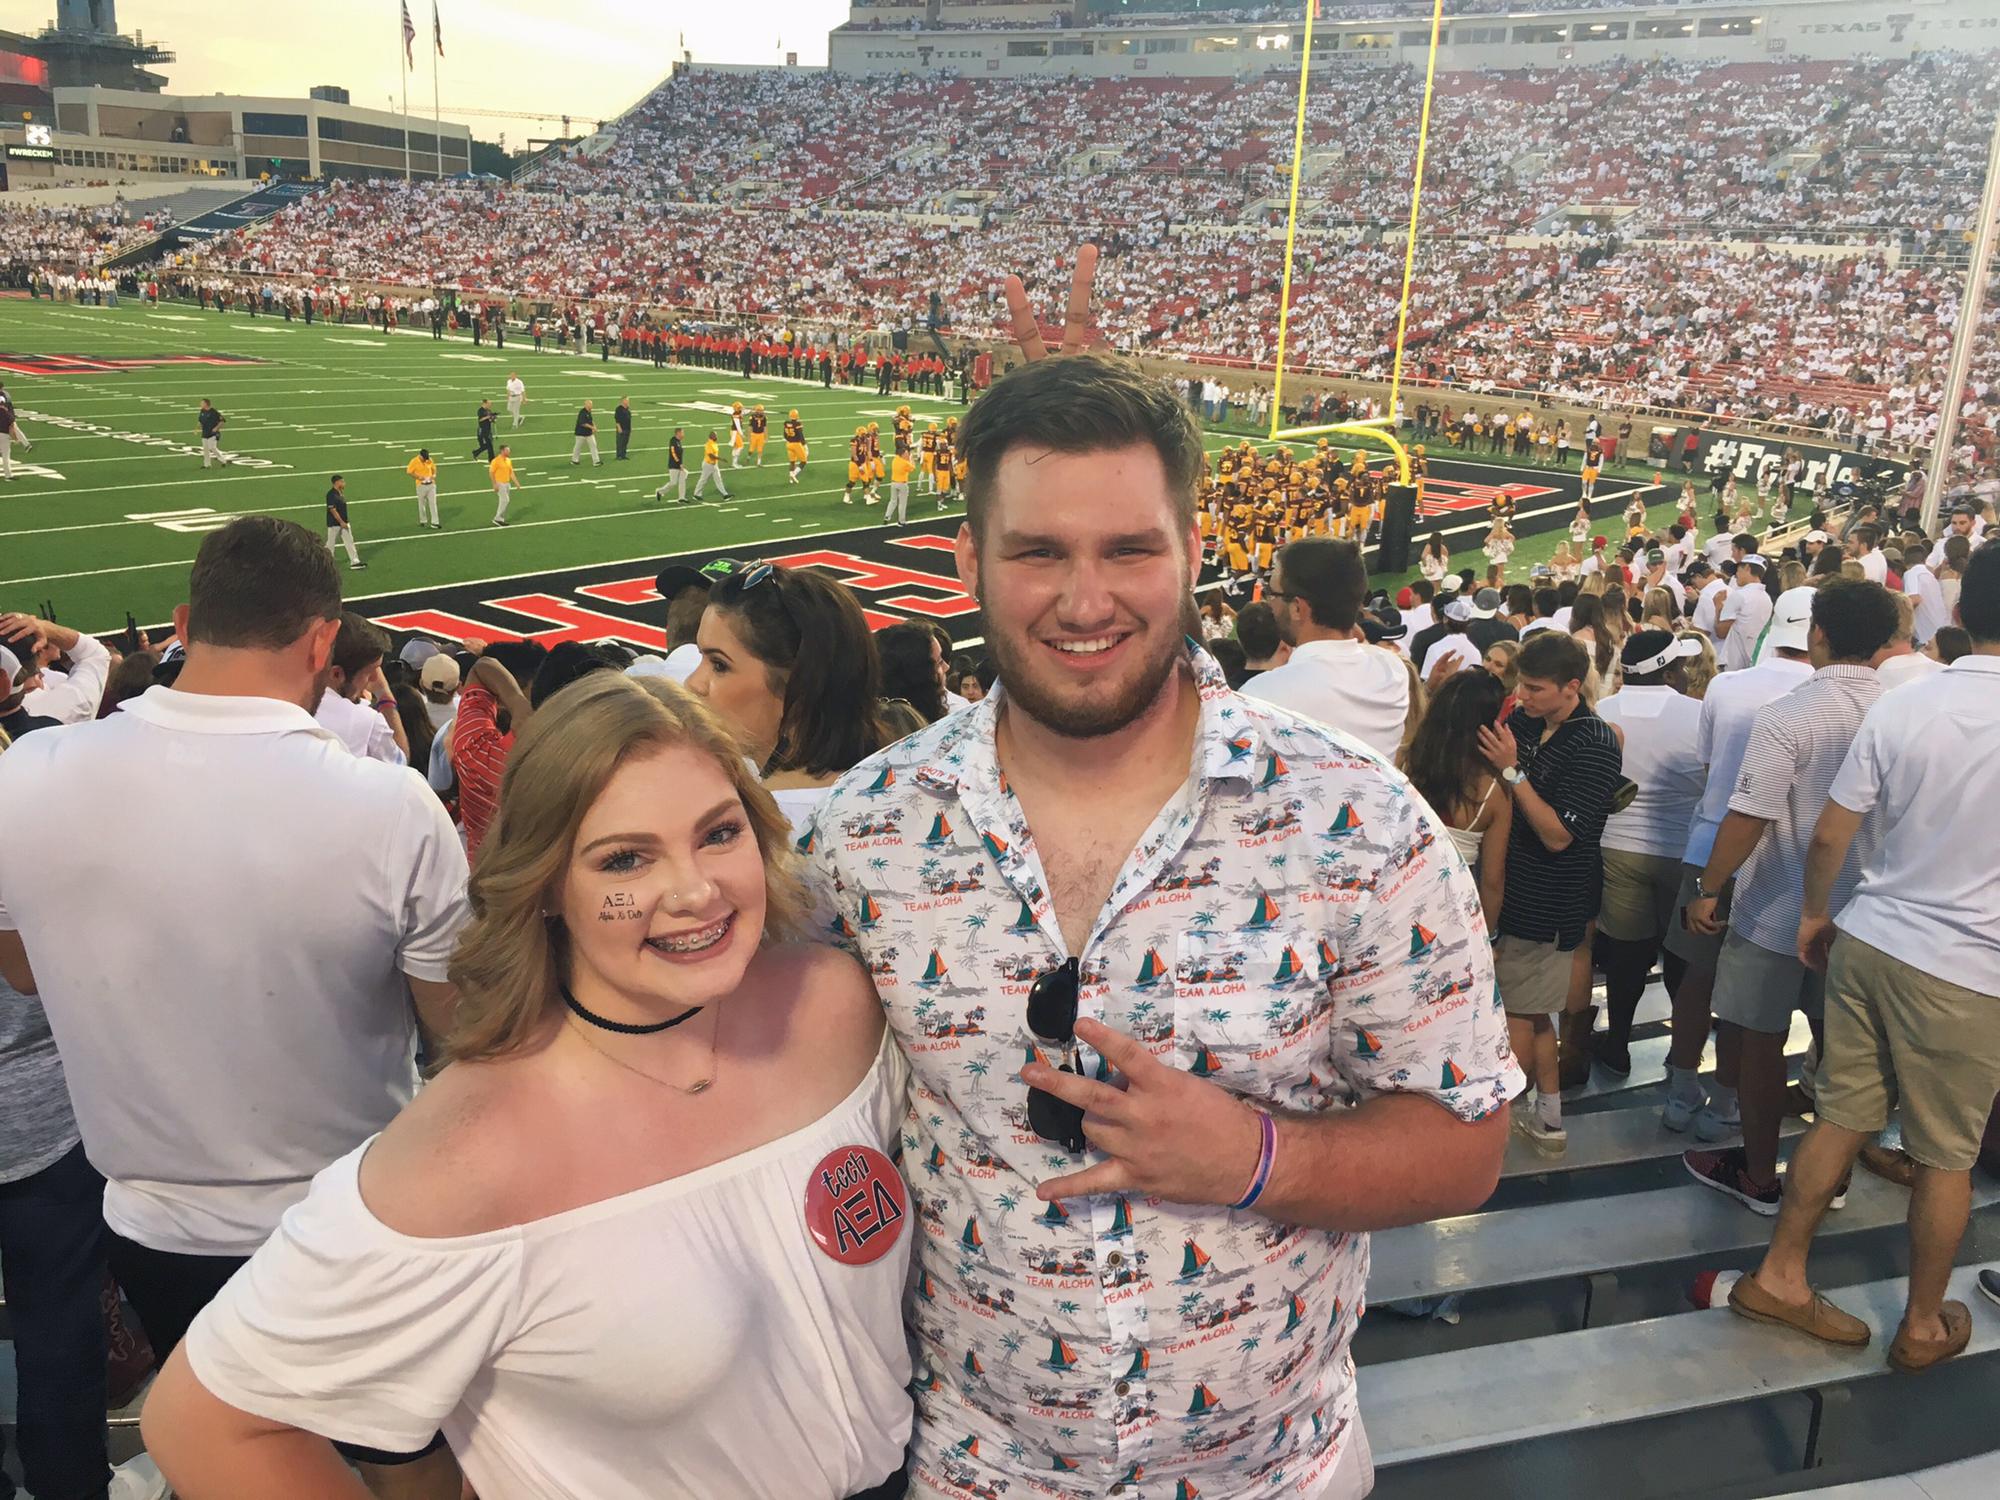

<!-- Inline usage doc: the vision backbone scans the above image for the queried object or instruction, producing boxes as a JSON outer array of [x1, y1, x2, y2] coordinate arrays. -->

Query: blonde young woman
[[143, 675, 915, 1500], [1550, 539, 1581, 583], [1676, 629, 1718, 699]]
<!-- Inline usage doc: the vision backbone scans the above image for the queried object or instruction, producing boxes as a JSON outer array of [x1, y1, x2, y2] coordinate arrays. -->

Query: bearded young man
[[802, 251, 1516, 1500]]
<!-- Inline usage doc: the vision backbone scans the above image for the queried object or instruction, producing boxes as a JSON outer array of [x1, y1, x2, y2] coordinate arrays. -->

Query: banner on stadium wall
[[1670, 426, 1906, 500]]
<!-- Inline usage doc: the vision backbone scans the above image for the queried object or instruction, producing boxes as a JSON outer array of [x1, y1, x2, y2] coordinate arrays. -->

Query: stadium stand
[[2, 10, 1998, 1496]]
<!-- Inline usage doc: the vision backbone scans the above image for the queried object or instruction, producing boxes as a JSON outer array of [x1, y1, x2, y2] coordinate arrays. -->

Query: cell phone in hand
[[124, 613, 142, 655]]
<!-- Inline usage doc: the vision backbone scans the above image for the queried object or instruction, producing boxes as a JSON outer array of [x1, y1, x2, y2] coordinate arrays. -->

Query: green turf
[[0, 297, 1691, 633]]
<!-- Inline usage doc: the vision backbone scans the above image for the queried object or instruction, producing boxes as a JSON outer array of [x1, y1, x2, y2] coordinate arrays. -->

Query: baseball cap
[[654, 555, 745, 599], [1646, 547, 1666, 567], [1443, 597, 1475, 623], [1740, 554, 1769, 575], [1437, 575, 1462, 595], [1592, 534, 1608, 548], [1530, 563, 1553, 579], [1803, 529, 1830, 545], [418, 655, 461, 693], [1395, 585, 1414, 610], [1620, 629, 1702, 675], [1470, 588, 1501, 619], [399, 636, 441, 669], [1373, 606, 1407, 642], [1766, 586, 1815, 652], [1686, 558, 1714, 579], [0, 643, 21, 693]]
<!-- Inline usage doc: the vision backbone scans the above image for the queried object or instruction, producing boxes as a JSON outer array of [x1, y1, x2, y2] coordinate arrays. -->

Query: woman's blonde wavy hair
[[444, 672, 808, 1064]]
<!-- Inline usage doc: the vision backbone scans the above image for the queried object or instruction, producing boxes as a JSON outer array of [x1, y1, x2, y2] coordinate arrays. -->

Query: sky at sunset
[[111, 1, 851, 142]]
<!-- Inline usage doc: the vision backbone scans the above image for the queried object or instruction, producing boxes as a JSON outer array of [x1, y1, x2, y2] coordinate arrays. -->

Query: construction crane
[[439, 105, 605, 131]]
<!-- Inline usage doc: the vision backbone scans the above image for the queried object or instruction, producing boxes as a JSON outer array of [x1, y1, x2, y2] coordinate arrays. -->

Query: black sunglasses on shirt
[[1026, 957, 1087, 1155]]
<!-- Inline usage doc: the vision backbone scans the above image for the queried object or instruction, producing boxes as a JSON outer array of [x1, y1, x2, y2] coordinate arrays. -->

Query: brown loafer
[[1888, 1301, 1972, 1373], [1858, 1144, 1917, 1189], [1728, 1274, 1871, 1347]]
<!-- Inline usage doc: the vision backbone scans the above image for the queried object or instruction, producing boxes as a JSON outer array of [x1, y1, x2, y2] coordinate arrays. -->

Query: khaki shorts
[[1494, 934, 1573, 1017], [1661, 862, 1724, 976], [1816, 933, 2000, 1172], [1597, 848, 1681, 943], [1710, 928, 1823, 1035]]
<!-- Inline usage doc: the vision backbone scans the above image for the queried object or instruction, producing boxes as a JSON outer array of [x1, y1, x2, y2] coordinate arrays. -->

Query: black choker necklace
[[561, 985, 704, 1036]]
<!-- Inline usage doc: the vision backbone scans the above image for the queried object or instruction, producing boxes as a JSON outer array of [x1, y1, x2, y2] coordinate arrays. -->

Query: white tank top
[[185, 1035, 916, 1499], [1444, 779, 1498, 867]]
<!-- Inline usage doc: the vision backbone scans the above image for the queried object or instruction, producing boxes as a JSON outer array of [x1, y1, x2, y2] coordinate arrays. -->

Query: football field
[[0, 295, 1671, 648]]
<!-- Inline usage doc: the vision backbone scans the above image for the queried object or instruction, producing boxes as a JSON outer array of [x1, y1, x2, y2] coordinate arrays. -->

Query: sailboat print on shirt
[[1135, 948, 1168, 988], [1186, 1382, 1222, 1417], [1040, 1335, 1079, 1372], [1176, 1238, 1213, 1282], [923, 812, 953, 847], [1325, 801, 1364, 837], [1244, 890, 1281, 929], [1008, 897, 1037, 933], [1409, 921, 1438, 957]]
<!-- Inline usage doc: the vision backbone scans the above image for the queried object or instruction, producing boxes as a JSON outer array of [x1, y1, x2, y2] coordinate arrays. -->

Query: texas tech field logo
[[0, 353, 269, 377]]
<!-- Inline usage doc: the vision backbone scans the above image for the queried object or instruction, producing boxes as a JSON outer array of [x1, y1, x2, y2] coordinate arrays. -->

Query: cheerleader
[[1483, 516, 1515, 581], [1624, 494, 1648, 539], [1569, 499, 1592, 549], [1550, 540, 1581, 584], [1419, 530, 1452, 586]]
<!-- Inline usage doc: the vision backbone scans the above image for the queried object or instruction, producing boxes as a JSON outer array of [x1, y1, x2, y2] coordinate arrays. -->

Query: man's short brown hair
[[1516, 630, 1589, 689], [185, 516, 341, 651], [957, 352, 1204, 545]]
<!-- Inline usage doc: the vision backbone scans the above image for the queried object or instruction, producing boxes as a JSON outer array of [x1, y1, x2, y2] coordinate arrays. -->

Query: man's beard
[[982, 598, 1189, 741]]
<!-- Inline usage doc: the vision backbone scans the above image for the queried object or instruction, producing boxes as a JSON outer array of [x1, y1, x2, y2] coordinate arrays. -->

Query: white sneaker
[[109, 1453, 168, 1500], [1512, 1109, 1567, 1158]]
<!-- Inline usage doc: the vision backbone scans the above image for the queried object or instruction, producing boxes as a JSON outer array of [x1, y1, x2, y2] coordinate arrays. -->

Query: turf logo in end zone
[[0, 352, 270, 376], [19, 409, 293, 471]]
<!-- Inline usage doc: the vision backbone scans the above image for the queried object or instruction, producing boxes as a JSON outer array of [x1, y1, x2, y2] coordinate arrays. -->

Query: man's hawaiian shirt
[[802, 644, 1520, 1500]]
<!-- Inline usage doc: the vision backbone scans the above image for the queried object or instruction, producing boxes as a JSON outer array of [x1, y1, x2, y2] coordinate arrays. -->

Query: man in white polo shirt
[[1687, 559, 1728, 643], [1926, 505, 1984, 569], [1716, 553, 1772, 671], [1848, 524, 1888, 585], [0, 517, 469, 1493], [1244, 536, 1409, 757], [1681, 579, 1898, 1216], [1, 613, 111, 724], [315, 611, 409, 764], [1592, 631, 1707, 1075], [1660, 585, 1817, 1137], [1735, 543, 2000, 1370]]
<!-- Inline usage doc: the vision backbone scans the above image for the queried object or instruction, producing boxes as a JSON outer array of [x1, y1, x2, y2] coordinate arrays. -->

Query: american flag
[[434, 2, 444, 58], [401, 0, 416, 68]]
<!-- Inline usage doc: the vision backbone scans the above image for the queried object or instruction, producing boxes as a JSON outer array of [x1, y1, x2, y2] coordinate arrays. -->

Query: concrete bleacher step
[[1567, 1011, 1813, 1111], [1361, 1265, 2000, 1470], [1769, 1449, 2000, 1499], [1368, 1156, 1999, 1307], [1501, 1100, 1807, 1182]]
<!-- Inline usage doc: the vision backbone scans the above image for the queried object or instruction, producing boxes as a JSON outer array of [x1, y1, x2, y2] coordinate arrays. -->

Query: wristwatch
[[1500, 766, 1525, 788], [1692, 874, 1727, 901]]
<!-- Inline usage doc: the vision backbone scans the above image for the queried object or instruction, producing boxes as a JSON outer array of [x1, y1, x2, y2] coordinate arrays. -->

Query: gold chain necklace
[[564, 1005, 721, 1096]]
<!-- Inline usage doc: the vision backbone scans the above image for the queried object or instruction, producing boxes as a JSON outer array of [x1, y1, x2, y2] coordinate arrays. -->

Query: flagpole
[[432, 5, 443, 178], [400, 5, 411, 181]]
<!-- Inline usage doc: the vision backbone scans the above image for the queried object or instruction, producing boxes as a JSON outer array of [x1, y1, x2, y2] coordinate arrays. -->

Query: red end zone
[[371, 533, 974, 647]]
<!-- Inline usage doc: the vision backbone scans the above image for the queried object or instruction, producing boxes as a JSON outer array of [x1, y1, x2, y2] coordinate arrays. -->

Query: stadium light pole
[[1921, 106, 2000, 535]]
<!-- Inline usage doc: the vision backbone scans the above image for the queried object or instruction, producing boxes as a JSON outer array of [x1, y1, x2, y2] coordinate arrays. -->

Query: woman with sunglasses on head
[[142, 674, 914, 1500], [689, 563, 886, 834]]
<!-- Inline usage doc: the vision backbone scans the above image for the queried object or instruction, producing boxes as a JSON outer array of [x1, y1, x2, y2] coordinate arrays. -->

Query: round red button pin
[[803, 1144, 910, 1266]]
